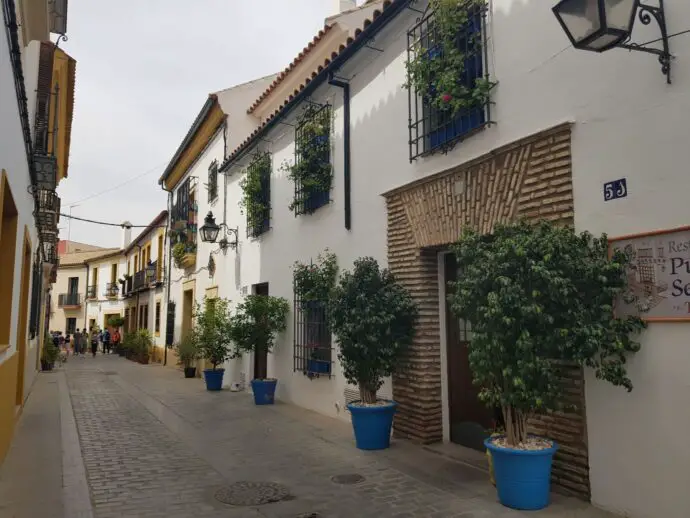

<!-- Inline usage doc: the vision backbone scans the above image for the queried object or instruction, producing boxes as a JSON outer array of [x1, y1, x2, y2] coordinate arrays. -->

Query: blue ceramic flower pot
[[203, 368, 224, 391], [251, 379, 277, 405], [347, 400, 397, 450], [485, 437, 558, 510]]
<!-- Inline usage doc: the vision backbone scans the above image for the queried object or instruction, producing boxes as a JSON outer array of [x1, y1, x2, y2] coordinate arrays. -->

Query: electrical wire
[[59, 213, 166, 229], [63, 161, 168, 206]]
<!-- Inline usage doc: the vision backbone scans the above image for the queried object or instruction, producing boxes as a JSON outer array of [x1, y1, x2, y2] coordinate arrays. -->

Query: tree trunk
[[501, 405, 528, 446], [358, 382, 377, 404], [255, 349, 268, 380]]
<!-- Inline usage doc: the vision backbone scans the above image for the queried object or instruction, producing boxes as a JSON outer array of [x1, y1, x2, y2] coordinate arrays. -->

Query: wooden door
[[252, 283, 269, 379], [444, 254, 495, 451]]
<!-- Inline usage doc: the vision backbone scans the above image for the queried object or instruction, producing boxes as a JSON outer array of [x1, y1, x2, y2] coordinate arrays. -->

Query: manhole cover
[[331, 473, 365, 485], [214, 482, 290, 506]]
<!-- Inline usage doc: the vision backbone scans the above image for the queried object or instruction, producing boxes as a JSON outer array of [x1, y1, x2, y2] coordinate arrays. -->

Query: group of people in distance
[[50, 327, 121, 358]]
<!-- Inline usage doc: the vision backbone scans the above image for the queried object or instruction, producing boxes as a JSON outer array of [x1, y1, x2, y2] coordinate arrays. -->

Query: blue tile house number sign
[[604, 178, 628, 201]]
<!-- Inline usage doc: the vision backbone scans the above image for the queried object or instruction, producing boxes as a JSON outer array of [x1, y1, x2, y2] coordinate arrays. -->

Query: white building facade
[[211, 1, 690, 517]]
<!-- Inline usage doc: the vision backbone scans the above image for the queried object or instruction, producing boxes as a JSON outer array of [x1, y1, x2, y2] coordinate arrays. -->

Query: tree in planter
[[195, 297, 233, 371], [404, 0, 494, 115], [107, 315, 125, 329], [330, 257, 418, 404], [134, 329, 153, 363], [282, 104, 332, 214], [450, 220, 646, 447], [229, 295, 290, 380]]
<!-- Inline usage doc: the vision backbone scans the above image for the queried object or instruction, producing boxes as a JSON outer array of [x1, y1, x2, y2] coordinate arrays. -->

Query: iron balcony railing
[[86, 285, 97, 299], [122, 276, 133, 297], [58, 293, 82, 307], [133, 270, 147, 291], [104, 282, 119, 297]]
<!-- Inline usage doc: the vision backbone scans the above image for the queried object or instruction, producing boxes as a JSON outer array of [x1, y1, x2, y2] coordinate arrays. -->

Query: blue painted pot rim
[[485, 436, 558, 456], [251, 378, 277, 383], [347, 400, 397, 413], [203, 368, 225, 373]]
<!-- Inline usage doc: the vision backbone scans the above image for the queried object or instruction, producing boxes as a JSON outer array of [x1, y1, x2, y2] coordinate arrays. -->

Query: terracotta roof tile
[[247, 25, 335, 114], [221, 0, 395, 171]]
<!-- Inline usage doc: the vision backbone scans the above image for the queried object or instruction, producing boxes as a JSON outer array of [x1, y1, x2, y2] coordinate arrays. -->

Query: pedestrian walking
[[103, 329, 111, 354], [73, 329, 83, 356], [112, 329, 121, 354], [90, 329, 98, 357]]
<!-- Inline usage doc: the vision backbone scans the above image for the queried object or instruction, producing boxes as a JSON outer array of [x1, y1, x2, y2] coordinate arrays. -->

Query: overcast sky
[[57, 0, 341, 248]]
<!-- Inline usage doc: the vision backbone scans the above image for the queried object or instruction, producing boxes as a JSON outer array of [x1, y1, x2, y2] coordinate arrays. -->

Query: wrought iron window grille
[[293, 277, 333, 379], [292, 103, 332, 216], [406, 1, 494, 161], [207, 160, 218, 203], [244, 152, 272, 238]]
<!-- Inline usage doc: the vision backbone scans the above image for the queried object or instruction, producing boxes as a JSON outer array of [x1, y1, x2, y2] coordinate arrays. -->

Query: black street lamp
[[553, 0, 671, 83], [199, 211, 238, 251]]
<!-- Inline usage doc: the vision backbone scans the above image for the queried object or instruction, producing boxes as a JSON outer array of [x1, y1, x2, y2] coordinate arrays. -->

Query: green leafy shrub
[[229, 295, 290, 379], [172, 242, 187, 269], [450, 220, 646, 446], [41, 340, 59, 364], [330, 257, 418, 404], [293, 250, 338, 305], [107, 315, 125, 328], [174, 332, 199, 368], [195, 297, 233, 371]]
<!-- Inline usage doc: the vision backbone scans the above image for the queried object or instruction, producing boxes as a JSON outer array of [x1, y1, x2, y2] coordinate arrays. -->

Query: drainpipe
[[161, 186, 173, 366], [328, 73, 351, 231]]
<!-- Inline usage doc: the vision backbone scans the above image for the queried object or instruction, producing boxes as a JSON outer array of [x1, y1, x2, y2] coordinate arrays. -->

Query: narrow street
[[0, 354, 613, 518]]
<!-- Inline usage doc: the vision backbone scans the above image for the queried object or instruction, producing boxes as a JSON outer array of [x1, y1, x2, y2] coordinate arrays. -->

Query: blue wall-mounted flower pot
[[485, 437, 558, 510], [203, 368, 224, 391], [251, 379, 278, 405], [347, 400, 397, 450]]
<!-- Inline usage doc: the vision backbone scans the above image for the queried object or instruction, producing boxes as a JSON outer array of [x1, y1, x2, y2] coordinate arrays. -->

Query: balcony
[[131, 261, 165, 293], [133, 270, 147, 292], [104, 282, 119, 298], [86, 285, 97, 300], [36, 188, 60, 230], [58, 293, 82, 308], [121, 275, 133, 298]]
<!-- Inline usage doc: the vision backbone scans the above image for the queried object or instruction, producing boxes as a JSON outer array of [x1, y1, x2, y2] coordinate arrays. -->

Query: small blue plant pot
[[485, 436, 558, 510], [203, 368, 224, 391], [251, 379, 277, 405], [347, 400, 397, 450], [307, 359, 330, 374]]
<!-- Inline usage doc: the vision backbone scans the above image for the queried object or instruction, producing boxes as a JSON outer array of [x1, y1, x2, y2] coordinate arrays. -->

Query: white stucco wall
[[211, 1, 690, 516], [84, 255, 127, 332], [0, 9, 41, 399]]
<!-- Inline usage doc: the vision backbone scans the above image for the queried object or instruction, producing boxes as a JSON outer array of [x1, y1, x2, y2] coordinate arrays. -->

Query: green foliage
[[41, 340, 59, 364], [107, 315, 125, 328], [174, 331, 199, 368], [293, 250, 338, 305], [240, 152, 271, 233], [450, 220, 646, 445], [329, 257, 418, 404], [229, 295, 290, 379], [282, 105, 332, 213], [172, 242, 187, 269], [404, 0, 494, 116], [194, 297, 233, 370]]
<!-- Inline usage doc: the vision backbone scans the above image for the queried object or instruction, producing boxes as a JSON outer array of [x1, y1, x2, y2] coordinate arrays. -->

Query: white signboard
[[611, 226, 690, 322]]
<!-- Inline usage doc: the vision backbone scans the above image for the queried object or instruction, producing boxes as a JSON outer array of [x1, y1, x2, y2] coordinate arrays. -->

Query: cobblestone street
[[0, 355, 616, 518]]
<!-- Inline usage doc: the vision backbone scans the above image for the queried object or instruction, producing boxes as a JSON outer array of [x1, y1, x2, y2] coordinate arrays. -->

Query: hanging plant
[[282, 104, 333, 213], [172, 242, 187, 269], [405, 0, 494, 115], [239, 152, 271, 233], [293, 251, 338, 306]]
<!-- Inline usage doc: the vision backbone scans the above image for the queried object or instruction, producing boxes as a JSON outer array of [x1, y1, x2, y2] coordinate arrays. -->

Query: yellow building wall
[[0, 352, 19, 464]]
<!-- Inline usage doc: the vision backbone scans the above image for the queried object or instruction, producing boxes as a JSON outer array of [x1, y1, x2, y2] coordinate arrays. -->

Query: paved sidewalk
[[0, 354, 618, 518]]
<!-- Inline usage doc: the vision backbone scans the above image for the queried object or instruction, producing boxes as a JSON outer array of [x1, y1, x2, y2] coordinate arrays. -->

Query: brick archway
[[384, 123, 590, 499]]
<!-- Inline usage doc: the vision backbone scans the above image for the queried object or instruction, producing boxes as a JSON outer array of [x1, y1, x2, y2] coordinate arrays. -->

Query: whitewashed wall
[[216, 1, 690, 516], [84, 255, 127, 332], [0, 13, 40, 398]]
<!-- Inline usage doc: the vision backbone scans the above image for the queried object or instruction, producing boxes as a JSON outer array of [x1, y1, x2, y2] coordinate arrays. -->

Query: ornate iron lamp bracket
[[618, 1, 672, 84]]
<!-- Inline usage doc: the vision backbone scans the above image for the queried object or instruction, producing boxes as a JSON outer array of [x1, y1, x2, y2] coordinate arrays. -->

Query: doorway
[[252, 283, 269, 379], [444, 253, 495, 451]]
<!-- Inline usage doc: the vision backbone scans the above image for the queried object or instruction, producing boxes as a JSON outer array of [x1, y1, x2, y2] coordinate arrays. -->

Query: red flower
[[442, 94, 452, 103]]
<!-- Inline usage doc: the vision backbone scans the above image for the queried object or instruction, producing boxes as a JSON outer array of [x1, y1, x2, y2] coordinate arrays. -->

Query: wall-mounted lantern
[[199, 211, 238, 251], [553, 0, 671, 83]]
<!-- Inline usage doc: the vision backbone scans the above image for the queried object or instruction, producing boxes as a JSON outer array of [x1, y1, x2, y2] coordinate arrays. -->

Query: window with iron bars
[[291, 103, 332, 215], [243, 152, 271, 238], [293, 281, 333, 379], [407, 2, 492, 160], [207, 160, 218, 203]]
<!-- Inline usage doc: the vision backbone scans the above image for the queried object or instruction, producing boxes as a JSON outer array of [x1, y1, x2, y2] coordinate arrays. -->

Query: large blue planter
[[347, 400, 397, 450], [203, 368, 224, 391], [485, 437, 558, 510], [251, 379, 277, 405]]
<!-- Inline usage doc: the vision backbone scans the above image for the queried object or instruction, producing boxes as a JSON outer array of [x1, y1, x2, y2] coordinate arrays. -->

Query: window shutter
[[165, 301, 176, 346], [28, 262, 42, 339]]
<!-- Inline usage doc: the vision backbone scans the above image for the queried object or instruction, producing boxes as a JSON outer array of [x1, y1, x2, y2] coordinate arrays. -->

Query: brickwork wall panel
[[386, 125, 590, 500]]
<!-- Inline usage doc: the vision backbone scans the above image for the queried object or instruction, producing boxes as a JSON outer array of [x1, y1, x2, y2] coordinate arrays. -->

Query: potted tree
[[195, 297, 233, 391], [229, 294, 290, 404], [329, 257, 418, 450], [174, 331, 199, 378], [450, 221, 646, 510], [135, 329, 153, 364], [40, 340, 59, 371]]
